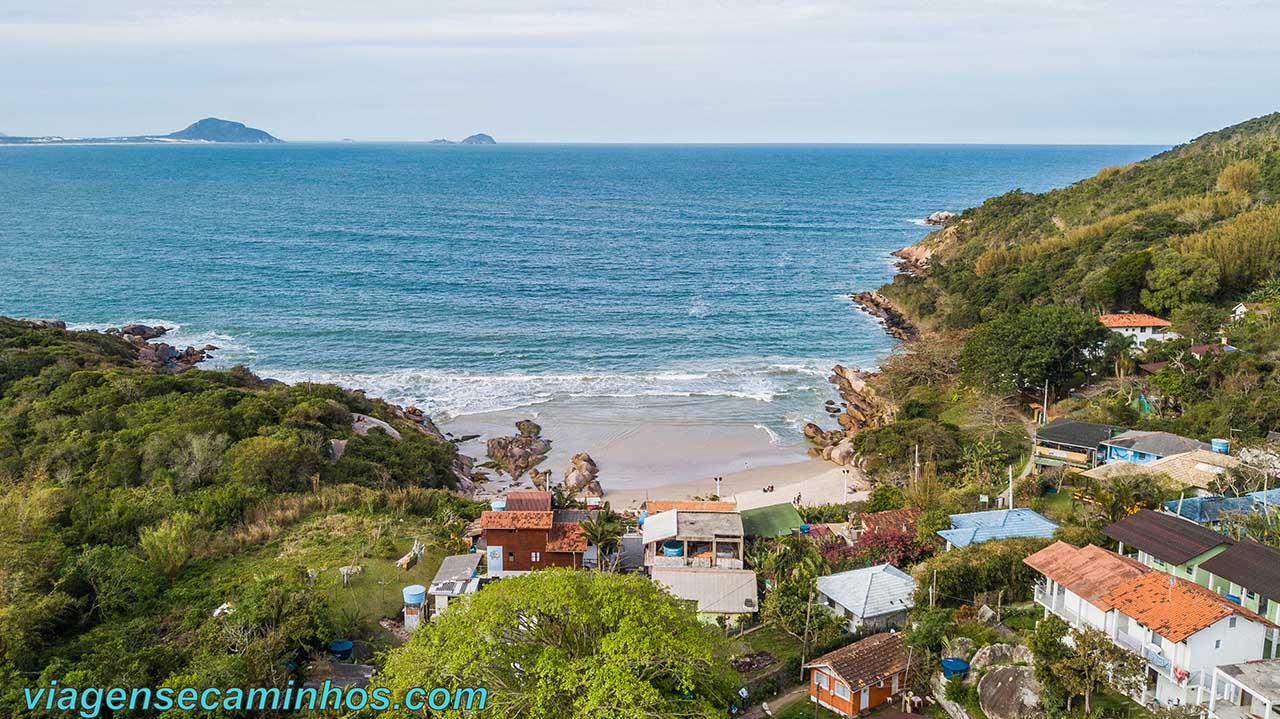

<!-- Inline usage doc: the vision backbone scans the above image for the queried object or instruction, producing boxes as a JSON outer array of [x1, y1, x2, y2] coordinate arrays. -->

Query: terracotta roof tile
[[1099, 313, 1172, 328], [645, 500, 737, 513], [479, 510, 553, 530], [862, 508, 922, 536], [545, 522, 588, 553], [1098, 572, 1276, 642], [804, 631, 907, 688], [504, 491, 553, 511], [1023, 542, 1150, 604]]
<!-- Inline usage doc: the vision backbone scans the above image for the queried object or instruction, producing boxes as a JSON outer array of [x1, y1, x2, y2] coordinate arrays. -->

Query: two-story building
[[1033, 418, 1124, 473], [1026, 541, 1150, 632], [1200, 540, 1280, 630], [479, 510, 588, 575], [642, 509, 745, 569], [1104, 509, 1233, 584]]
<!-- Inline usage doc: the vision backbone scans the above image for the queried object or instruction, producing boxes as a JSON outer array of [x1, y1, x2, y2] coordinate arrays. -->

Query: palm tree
[[580, 503, 623, 571]]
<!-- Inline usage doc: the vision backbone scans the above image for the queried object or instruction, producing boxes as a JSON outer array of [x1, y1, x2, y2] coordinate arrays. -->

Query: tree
[[1170, 302, 1228, 344], [376, 570, 737, 719], [1084, 249, 1151, 310], [864, 483, 905, 513], [580, 504, 623, 570], [1082, 474, 1165, 525], [139, 511, 198, 580], [960, 305, 1111, 395], [1054, 626, 1146, 714], [1141, 249, 1220, 314]]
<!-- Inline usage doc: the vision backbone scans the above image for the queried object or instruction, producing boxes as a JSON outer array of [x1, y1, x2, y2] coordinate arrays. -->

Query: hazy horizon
[[3, 1, 1279, 144]]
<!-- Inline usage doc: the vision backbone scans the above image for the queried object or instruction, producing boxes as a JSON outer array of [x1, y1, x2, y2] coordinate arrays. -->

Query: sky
[[1, 1, 1278, 143]]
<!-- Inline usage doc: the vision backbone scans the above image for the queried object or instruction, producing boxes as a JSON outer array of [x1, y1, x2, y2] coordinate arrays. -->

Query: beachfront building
[[1087, 448, 1240, 496], [427, 553, 482, 616], [479, 511, 588, 575], [804, 632, 908, 717], [1100, 430, 1213, 465], [1033, 418, 1124, 473], [649, 567, 758, 627], [936, 508, 1059, 550], [1099, 313, 1177, 343], [643, 499, 737, 513], [1104, 509, 1233, 585], [1026, 541, 1150, 632], [1207, 660, 1280, 719], [642, 509, 745, 569], [740, 502, 804, 539], [816, 564, 916, 632]]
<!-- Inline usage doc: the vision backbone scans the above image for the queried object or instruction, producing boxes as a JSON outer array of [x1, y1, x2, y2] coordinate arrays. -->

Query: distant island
[[428, 133, 497, 145], [0, 117, 283, 145]]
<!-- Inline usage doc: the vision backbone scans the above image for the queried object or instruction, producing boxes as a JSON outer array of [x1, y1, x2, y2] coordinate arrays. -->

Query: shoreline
[[604, 457, 871, 510]]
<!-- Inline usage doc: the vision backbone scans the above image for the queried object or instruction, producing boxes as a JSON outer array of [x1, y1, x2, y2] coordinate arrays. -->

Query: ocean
[[0, 142, 1162, 483]]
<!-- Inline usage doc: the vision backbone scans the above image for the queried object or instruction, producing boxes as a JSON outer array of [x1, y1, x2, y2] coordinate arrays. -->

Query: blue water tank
[[638, 511, 648, 527], [328, 640, 353, 661], [799, 524, 811, 534], [1226, 594, 1242, 604], [490, 498, 507, 511], [402, 584, 427, 605], [661, 540, 684, 557], [1212, 438, 1230, 454], [941, 658, 970, 679]]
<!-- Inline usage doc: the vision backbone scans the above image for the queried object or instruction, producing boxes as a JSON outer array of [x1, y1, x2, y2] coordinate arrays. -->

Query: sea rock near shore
[[850, 291, 918, 341], [925, 210, 958, 226], [891, 243, 933, 274], [486, 421, 552, 480], [805, 365, 894, 464], [563, 452, 603, 497]]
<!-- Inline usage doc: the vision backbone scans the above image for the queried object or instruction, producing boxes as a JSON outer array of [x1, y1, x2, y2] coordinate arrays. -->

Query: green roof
[[740, 503, 803, 538]]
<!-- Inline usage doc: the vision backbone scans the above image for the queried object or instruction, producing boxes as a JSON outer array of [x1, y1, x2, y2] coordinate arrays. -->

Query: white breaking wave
[[752, 423, 782, 445], [262, 361, 837, 421], [907, 218, 930, 226]]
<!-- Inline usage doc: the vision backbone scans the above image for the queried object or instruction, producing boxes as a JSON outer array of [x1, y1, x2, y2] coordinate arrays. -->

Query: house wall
[[1036, 579, 1108, 631], [1205, 574, 1280, 625], [1135, 546, 1229, 587], [809, 668, 903, 717], [482, 528, 579, 572]]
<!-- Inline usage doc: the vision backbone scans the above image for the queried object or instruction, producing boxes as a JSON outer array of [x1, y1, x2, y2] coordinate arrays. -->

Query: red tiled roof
[[1098, 313, 1171, 328], [645, 500, 737, 513], [479, 510, 554, 530], [1098, 572, 1277, 642], [862, 508, 922, 536], [804, 632, 907, 689], [546, 522, 588, 553], [1023, 542, 1150, 604], [505, 491, 553, 511]]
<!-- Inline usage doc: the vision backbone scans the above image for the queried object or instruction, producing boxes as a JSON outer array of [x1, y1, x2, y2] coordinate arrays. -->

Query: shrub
[[1217, 159, 1262, 193]]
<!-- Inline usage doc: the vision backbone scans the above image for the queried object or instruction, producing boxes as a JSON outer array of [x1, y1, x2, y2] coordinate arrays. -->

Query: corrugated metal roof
[[937, 508, 1058, 548], [431, 554, 481, 584], [1103, 509, 1231, 564], [650, 568, 759, 614], [1163, 495, 1256, 523], [641, 509, 680, 544], [1101, 430, 1212, 458], [816, 564, 916, 619], [1023, 542, 1150, 604], [740, 502, 803, 538]]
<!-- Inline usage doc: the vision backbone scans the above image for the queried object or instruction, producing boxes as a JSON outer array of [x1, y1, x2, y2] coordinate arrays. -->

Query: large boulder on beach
[[563, 452, 602, 497], [978, 665, 1042, 719], [970, 643, 1034, 671], [486, 422, 552, 480], [828, 438, 858, 466]]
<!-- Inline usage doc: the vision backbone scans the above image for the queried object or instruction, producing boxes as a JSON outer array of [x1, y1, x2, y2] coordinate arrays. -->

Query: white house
[[1026, 542, 1280, 709], [815, 564, 916, 632], [1099, 313, 1177, 343]]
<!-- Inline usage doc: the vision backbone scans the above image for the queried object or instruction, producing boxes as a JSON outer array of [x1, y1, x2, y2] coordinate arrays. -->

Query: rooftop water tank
[[490, 498, 507, 511], [1212, 438, 1230, 454], [402, 584, 427, 606], [661, 540, 684, 557], [799, 524, 811, 534], [638, 511, 648, 527]]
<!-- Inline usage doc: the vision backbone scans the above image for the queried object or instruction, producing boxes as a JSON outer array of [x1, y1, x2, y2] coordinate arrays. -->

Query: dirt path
[[742, 683, 810, 718]]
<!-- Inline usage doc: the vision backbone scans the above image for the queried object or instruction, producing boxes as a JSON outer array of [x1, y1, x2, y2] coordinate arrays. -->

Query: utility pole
[[930, 570, 937, 607], [913, 444, 920, 487], [1008, 465, 1014, 509], [1042, 380, 1050, 424], [800, 589, 814, 681]]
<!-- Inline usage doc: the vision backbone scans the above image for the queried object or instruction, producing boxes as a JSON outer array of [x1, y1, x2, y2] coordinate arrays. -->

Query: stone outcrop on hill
[[978, 666, 1042, 719], [804, 365, 894, 466], [925, 210, 958, 225], [850, 291, 918, 341], [970, 643, 1034, 671]]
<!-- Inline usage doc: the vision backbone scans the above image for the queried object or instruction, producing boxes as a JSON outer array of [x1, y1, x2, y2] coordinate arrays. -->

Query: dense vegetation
[[0, 318, 478, 716]]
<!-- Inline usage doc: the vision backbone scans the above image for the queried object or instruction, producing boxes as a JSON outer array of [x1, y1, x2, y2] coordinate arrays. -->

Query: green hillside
[[0, 318, 479, 716]]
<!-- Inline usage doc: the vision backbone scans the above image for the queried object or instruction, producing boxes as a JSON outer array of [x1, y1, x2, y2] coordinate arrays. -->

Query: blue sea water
[[0, 142, 1160, 446]]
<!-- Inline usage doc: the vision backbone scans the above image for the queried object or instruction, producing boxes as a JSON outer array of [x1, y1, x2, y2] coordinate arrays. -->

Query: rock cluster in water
[[99, 323, 217, 371], [924, 210, 958, 225], [850, 291, 918, 341], [803, 365, 894, 466], [486, 420, 552, 481]]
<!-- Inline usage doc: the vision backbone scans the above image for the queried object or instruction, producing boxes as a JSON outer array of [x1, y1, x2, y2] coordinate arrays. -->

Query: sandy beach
[[606, 457, 870, 510]]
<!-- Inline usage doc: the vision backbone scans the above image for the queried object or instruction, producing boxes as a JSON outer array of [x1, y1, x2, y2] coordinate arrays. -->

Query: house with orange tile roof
[[1098, 571, 1279, 707], [1025, 541, 1150, 632], [803, 632, 908, 717], [643, 499, 737, 513], [478, 510, 588, 574], [1098, 312, 1178, 343]]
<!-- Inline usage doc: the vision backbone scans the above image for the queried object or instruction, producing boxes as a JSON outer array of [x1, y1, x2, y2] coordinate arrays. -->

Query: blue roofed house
[[1164, 495, 1262, 528], [937, 508, 1059, 550], [1100, 430, 1212, 465]]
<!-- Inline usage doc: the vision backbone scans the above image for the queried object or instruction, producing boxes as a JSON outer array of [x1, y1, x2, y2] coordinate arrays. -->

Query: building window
[[1216, 640, 1222, 649], [507, 552, 514, 562], [531, 551, 541, 563], [816, 672, 829, 690], [1186, 565, 1195, 576], [1230, 617, 1238, 628], [834, 682, 849, 700]]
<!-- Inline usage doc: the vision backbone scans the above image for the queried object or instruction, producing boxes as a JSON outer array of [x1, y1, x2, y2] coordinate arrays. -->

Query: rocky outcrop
[[107, 323, 169, 340], [925, 210, 958, 226], [563, 452, 603, 497], [850, 291, 918, 341], [977, 666, 1042, 719], [970, 643, 1034, 672], [804, 365, 894, 465], [945, 637, 976, 662], [486, 420, 552, 480], [26, 319, 67, 330], [891, 243, 933, 274]]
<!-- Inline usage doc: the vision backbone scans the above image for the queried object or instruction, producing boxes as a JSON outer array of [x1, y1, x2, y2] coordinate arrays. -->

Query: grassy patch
[[1037, 488, 1075, 522], [737, 623, 804, 667], [774, 698, 844, 719]]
